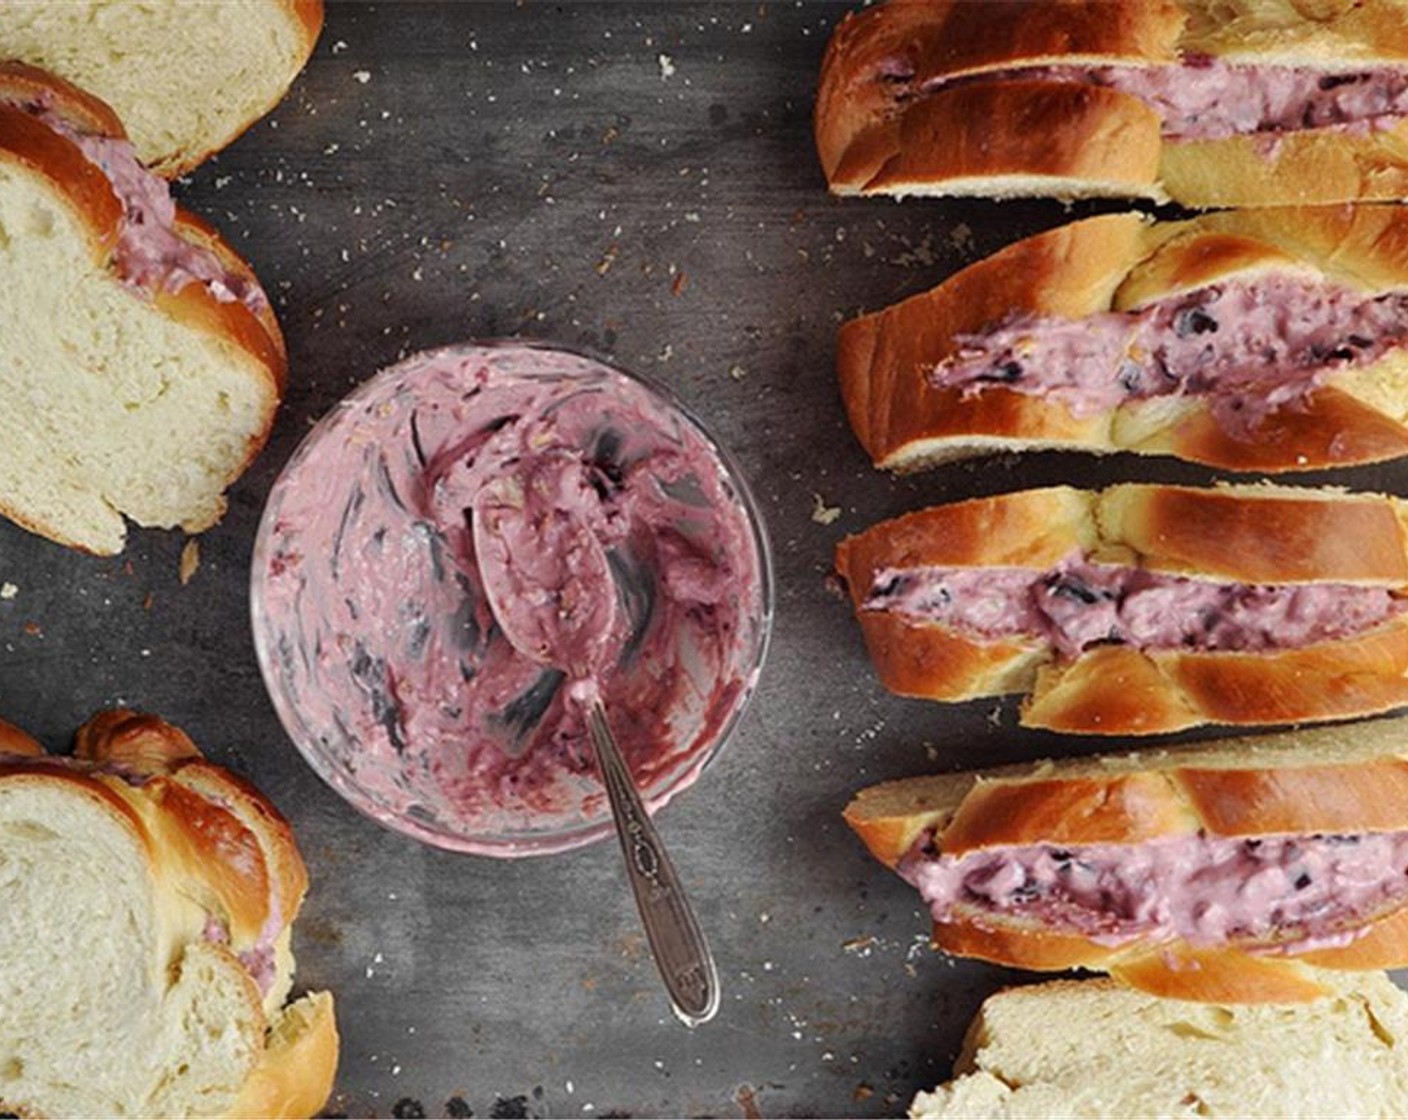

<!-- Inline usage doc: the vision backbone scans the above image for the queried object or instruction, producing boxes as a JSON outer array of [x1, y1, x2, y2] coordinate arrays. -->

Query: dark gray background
[[2, 3, 1401, 1117]]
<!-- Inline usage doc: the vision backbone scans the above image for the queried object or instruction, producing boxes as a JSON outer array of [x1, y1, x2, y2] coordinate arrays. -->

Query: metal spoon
[[471, 466, 720, 1026]]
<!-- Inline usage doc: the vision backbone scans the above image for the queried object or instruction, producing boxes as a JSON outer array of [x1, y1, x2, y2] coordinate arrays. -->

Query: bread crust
[[815, 0, 1408, 204], [844, 717, 1408, 1000], [839, 205, 1408, 474], [859, 81, 1165, 201], [0, 710, 335, 1118], [0, 67, 285, 551], [836, 482, 1408, 733]]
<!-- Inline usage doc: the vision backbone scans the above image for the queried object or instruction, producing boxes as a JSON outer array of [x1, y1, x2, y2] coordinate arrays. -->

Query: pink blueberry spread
[[930, 275, 1408, 438], [14, 96, 266, 315], [901, 828, 1408, 952], [256, 344, 766, 842], [891, 58, 1408, 142], [864, 554, 1405, 660]]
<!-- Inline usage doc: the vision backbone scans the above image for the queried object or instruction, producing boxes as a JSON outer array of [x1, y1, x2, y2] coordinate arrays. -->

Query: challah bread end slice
[[835, 482, 1408, 734], [908, 974, 1408, 1119], [0, 0, 323, 176], [0, 65, 285, 554], [840, 205, 1408, 476], [814, 0, 1184, 196], [817, 0, 1408, 207], [0, 711, 336, 1118], [845, 717, 1408, 1002]]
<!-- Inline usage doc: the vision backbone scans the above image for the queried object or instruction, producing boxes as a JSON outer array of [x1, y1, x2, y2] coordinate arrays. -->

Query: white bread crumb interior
[[0, 158, 274, 554]]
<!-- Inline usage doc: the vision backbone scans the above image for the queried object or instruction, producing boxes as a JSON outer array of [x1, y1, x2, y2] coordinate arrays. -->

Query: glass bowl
[[250, 341, 773, 857]]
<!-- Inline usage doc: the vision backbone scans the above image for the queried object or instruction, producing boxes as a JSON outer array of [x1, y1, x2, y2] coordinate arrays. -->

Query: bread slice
[[0, 710, 337, 1119], [0, 64, 285, 554], [816, 0, 1408, 207], [845, 717, 1408, 1002], [0, 0, 323, 176], [909, 975, 1408, 1119], [840, 205, 1408, 476], [835, 482, 1408, 734]]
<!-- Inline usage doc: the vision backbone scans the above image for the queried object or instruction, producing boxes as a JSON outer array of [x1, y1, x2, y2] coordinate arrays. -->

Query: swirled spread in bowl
[[253, 343, 770, 855]]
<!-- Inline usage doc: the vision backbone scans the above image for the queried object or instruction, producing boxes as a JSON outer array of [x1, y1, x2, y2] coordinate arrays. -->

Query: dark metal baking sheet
[[2, 3, 1402, 1117]]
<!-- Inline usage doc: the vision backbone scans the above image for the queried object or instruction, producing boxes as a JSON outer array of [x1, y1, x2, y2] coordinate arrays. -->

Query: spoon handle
[[586, 699, 720, 1026]]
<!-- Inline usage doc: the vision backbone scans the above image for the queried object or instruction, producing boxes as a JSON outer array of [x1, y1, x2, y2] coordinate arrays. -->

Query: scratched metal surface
[[2, 3, 1404, 1117]]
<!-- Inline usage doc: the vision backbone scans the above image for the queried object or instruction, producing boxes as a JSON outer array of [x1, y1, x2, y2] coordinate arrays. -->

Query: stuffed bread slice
[[0, 62, 285, 554], [0, 0, 323, 176], [845, 717, 1408, 1003], [835, 483, 1408, 735], [816, 0, 1408, 207], [0, 709, 337, 1118], [840, 205, 1408, 475]]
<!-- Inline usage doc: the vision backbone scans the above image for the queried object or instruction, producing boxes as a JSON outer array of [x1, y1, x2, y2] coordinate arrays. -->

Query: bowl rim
[[250, 338, 775, 857]]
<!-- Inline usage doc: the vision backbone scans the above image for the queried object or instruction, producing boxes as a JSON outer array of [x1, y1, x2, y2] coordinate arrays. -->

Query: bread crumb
[[353, 69, 372, 84], [179, 539, 201, 586], [657, 53, 676, 80], [811, 493, 841, 525], [0, 582, 16, 600], [728, 364, 747, 380]]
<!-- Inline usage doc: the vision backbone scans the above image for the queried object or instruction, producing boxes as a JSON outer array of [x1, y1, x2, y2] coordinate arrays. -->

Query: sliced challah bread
[[817, 0, 1408, 207], [835, 482, 1408, 735], [910, 975, 1408, 1119], [0, 63, 285, 553], [0, 0, 323, 176], [845, 717, 1408, 1003], [0, 709, 337, 1119], [840, 205, 1408, 476]]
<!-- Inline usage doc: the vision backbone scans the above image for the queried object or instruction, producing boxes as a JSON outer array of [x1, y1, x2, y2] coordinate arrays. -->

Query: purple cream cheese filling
[[259, 345, 762, 832], [904, 58, 1408, 142], [15, 97, 266, 315], [930, 276, 1408, 438], [901, 829, 1408, 952], [865, 554, 1405, 660]]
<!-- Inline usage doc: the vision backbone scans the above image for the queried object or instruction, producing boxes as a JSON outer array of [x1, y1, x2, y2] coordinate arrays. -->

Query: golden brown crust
[[815, 0, 1408, 204], [75, 708, 203, 768], [840, 205, 1408, 474], [836, 487, 1094, 576], [846, 716, 1408, 867], [838, 482, 1408, 733], [1123, 480, 1408, 584], [0, 60, 127, 137], [859, 81, 1165, 199], [1108, 946, 1333, 1003], [940, 773, 1197, 855], [1022, 622, 1408, 734], [0, 718, 43, 757]]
